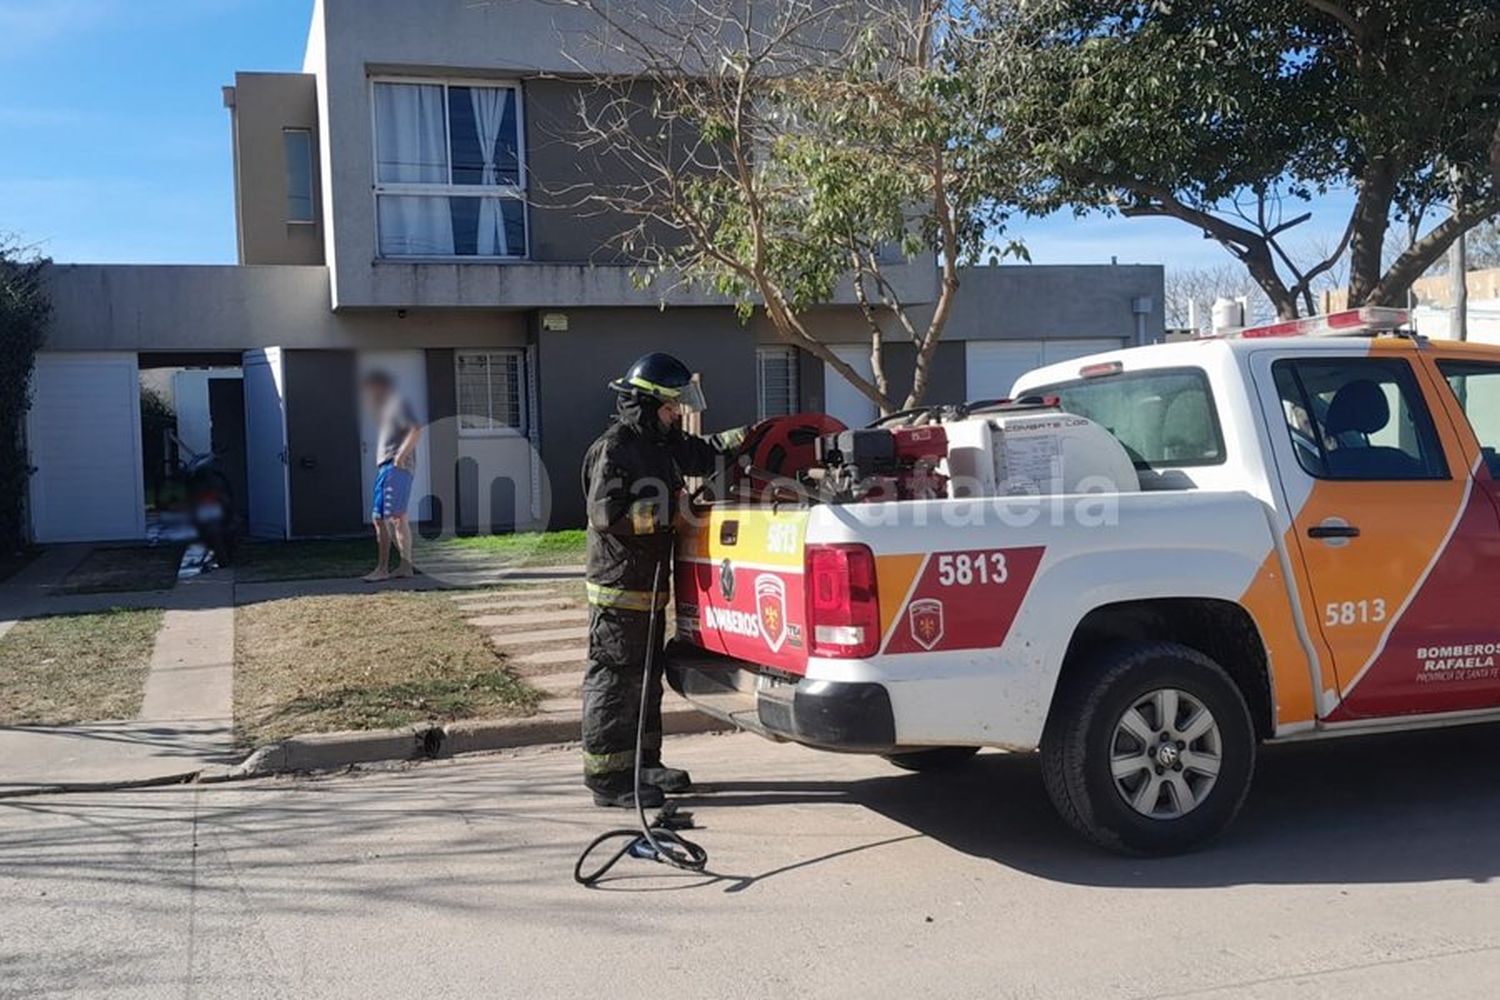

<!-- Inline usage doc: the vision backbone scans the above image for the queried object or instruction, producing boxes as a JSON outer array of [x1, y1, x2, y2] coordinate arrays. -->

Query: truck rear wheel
[[883, 747, 979, 772], [1041, 641, 1255, 855]]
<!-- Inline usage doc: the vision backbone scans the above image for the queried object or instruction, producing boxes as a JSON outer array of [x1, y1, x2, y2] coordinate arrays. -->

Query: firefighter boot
[[591, 776, 666, 809], [640, 763, 692, 793]]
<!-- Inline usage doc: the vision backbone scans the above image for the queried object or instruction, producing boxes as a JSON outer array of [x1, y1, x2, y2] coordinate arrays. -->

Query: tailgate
[[675, 506, 809, 674]]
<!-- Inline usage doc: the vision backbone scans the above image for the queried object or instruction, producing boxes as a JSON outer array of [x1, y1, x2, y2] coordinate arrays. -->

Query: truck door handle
[[1308, 523, 1360, 540]]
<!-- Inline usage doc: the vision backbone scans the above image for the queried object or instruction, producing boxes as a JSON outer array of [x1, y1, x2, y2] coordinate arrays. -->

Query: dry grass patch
[[234, 591, 541, 746], [0, 608, 164, 725]]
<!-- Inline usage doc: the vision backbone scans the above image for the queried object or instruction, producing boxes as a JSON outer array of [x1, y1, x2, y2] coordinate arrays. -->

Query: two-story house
[[30, 0, 1164, 545]]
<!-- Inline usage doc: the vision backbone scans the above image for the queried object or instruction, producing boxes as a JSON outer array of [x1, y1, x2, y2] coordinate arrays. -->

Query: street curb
[[0, 770, 203, 799], [231, 706, 733, 778], [0, 709, 734, 795]]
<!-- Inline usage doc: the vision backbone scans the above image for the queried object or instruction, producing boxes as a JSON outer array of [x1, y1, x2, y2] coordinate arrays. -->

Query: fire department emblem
[[755, 573, 789, 654], [908, 598, 945, 651]]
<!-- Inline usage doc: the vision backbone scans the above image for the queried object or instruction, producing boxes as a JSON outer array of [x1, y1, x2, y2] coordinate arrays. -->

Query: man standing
[[581, 353, 745, 808], [362, 370, 422, 582]]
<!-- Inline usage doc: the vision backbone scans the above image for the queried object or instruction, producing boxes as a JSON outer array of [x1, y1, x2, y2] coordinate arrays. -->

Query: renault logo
[[720, 559, 735, 601]]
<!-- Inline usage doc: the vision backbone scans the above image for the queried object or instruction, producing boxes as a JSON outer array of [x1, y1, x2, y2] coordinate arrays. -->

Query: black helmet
[[609, 352, 708, 412]]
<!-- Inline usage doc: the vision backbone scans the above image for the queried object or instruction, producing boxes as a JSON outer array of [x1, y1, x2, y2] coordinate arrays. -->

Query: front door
[[1255, 347, 1500, 720]]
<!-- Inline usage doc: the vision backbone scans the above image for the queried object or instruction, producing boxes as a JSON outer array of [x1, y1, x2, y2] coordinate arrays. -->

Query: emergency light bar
[[1217, 306, 1412, 340]]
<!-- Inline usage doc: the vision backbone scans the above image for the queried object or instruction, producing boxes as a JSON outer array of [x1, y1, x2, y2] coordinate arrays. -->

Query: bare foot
[[363, 569, 391, 582], [391, 565, 415, 579]]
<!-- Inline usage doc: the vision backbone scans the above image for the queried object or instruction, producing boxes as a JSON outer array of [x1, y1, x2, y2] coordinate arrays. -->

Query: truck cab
[[668, 308, 1500, 853]]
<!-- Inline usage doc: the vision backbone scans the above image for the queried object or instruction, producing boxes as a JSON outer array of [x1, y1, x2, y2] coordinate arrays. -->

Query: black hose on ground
[[573, 561, 710, 887]]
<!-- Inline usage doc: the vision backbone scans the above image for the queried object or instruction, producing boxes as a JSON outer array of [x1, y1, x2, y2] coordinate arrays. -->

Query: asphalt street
[[4, 725, 1500, 999]]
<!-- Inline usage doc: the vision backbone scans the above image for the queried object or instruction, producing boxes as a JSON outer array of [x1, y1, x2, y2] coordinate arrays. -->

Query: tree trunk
[[1346, 158, 1398, 306]]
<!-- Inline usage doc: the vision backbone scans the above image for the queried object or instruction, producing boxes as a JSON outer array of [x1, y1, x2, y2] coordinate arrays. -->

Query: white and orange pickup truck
[[668, 307, 1500, 854]]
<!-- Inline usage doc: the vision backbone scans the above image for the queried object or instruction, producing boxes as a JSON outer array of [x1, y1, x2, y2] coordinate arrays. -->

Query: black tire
[[1041, 641, 1256, 855], [883, 747, 980, 772]]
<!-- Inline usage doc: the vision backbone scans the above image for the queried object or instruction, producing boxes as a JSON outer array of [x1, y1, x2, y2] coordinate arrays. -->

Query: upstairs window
[[373, 79, 527, 258], [283, 129, 315, 223]]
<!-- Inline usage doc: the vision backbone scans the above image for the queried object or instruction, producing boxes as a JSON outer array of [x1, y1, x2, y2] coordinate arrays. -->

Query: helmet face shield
[[675, 378, 708, 414], [620, 373, 707, 413]]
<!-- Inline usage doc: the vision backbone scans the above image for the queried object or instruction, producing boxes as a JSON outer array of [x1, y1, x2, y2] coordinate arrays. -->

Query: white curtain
[[378, 196, 455, 257], [374, 83, 453, 254], [471, 87, 512, 256]]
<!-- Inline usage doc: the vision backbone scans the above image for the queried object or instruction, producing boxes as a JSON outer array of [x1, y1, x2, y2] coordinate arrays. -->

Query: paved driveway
[[3, 726, 1500, 998]]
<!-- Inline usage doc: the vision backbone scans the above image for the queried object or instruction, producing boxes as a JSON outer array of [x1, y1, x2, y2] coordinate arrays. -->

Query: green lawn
[[235, 530, 587, 584], [0, 608, 165, 725], [438, 529, 587, 565], [234, 591, 540, 745]]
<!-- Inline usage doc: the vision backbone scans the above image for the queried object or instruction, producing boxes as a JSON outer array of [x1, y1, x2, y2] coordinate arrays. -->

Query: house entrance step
[[512, 647, 586, 668], [466, 609, 586, 629], [487, 625, 588, 646], [455, 597, 575, 613], [530, 672, 583, 696]]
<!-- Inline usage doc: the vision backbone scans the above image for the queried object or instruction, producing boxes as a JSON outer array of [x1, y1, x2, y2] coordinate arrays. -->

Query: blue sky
[[0, 0, 1353, 273], [0, 0, 313, 263]]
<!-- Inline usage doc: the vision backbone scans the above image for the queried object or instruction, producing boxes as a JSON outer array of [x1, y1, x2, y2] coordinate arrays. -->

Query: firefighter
[[580, 352, 747, 807]]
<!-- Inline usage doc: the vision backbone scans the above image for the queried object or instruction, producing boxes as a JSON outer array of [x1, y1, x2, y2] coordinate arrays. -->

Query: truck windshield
[[1027, 368, 1225, 470]]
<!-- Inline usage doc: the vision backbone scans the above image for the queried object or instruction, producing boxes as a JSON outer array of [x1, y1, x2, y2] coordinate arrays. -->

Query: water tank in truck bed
[[943, 410, 1139, 498]]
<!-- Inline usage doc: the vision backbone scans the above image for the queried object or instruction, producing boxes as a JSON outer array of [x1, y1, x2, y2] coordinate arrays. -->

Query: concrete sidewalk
[[0, 572, 238, 796], [233, 565, 584, 604]]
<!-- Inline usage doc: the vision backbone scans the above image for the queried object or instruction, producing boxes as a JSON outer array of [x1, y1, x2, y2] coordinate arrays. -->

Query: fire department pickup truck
[[668, 307, 1500, 854]]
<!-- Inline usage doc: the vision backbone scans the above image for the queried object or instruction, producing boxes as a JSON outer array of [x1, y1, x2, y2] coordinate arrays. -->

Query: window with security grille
[[456, 350, 525, 435], [757, 347, 800, 419]]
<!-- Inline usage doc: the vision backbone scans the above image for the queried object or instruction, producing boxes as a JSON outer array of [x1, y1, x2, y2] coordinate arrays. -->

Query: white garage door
[[26, 353, 145, 543], [965, 339, 1125, 402]]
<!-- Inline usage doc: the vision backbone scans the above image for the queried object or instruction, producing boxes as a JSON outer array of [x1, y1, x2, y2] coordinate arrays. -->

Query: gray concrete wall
[[44, 265, 529, 352], [229, 73, 324, 266], [943, 264, 1164, 342], [303, 0, 937, 310], [536, 307, 762, 527]]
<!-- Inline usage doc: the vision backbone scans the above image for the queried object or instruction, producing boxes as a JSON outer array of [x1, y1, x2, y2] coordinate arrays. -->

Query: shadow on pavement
[[683, 721, 1500, 889], [5, 722, 1500, 922]]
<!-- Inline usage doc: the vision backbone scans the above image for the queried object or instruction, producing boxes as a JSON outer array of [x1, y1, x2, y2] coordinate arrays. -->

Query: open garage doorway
[[137, 352, 248, 544]]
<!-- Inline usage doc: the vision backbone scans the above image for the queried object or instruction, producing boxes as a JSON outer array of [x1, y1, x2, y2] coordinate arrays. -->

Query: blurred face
[[363, 380, 391, 413], [658, 400, 682, 428]]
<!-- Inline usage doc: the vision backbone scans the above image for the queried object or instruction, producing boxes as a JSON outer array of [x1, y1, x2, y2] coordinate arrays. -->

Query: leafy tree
[[985, 0, 1500, 318], [553, 0, 1022, 413], [0, 241, 49, 551]]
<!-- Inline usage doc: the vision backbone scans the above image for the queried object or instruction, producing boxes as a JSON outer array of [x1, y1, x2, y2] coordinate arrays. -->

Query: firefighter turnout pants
[[581, 603, 667, 789]]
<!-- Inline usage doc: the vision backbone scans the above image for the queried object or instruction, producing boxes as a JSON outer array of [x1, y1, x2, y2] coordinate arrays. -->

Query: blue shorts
[[372, 463, 414, 520]]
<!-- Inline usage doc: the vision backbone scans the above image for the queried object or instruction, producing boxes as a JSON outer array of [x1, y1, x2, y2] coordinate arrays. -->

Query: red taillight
[[806, 543, 880, 658]]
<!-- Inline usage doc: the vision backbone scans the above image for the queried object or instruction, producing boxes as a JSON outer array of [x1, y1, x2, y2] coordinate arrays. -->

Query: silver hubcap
[[1109, 688, 1222, 819]]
